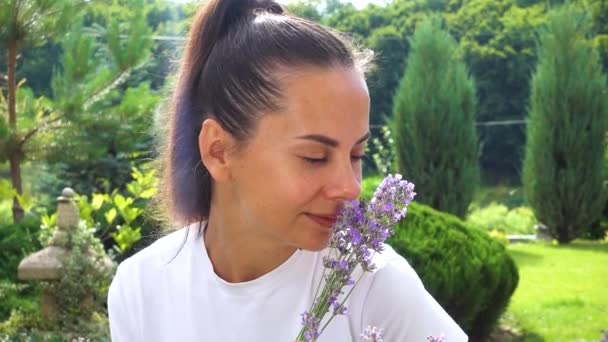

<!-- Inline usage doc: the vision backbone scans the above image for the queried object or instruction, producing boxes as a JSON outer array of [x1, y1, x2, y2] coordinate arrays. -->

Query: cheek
[[235, 151, 320, 216], [266, 164, 323, 211]]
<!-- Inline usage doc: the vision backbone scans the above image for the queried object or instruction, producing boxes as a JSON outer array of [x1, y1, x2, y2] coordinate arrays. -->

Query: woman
[[108, 0, 468, 341]]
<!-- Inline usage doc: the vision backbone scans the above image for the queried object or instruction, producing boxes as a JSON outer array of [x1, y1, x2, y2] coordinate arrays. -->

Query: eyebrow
[[295, 132, 370, 148]]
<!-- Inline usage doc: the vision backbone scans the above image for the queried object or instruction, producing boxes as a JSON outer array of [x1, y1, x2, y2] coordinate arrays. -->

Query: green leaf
[[91, 193, 105, 211], [138, 188, 156, 199], [105, 208, 117, 225], [111, 225, 142, 252], [0, 180, 16, 200], [120, 207, 143, 225], [126, 183, 139, 197], [41, 212, 57, 229], [113, 194, 127, 211], [15, 193, 34, 212]]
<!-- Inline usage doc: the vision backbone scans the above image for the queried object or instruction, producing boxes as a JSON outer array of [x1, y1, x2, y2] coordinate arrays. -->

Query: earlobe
[[199, 119, 231, 182]]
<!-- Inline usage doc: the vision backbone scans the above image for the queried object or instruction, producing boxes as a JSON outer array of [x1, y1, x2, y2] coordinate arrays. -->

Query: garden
[[1, 0, 607, 341]]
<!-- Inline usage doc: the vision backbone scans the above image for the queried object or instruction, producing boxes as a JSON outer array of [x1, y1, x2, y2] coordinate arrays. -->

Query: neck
[[203, 206, 297, 283]]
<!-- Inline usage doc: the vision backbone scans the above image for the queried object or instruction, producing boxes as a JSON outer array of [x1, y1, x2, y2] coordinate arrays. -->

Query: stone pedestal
[[17, 188, 78, 321], [40, 287, 59, 320]]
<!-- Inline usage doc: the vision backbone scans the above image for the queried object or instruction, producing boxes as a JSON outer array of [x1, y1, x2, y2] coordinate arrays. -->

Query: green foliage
[[392, 17, 479, 218], [286, 0, 322, 21], [388, 202, 519, 340], [523, 4, 608, 243], [0, 200, 12, 225], [0, 306, 110, 341], [0, 196, 114, 339], [361, 177, 519, 340], [367, 125, 395, 175], [0, 307, 47, 339], [0, 116, 8, 157], [0, 281, 38, 323], [50, 25, 96, 114], [360, 175, 383, 200], [72, 164, 159, 255], [0, 0, 156, 225], [0, 0, 77, 47], [44, 221, 115, 328], [366, 25, 408, 123], [488, 229, 509, 246], [34, 163, 158, 258], [446, 0, 545, 184], [473, 185, 525, 209], [0, 215, 41, 281], [316, 0, 608, 186], [587, 200, 608, 240], [38, 211, 57, 247], [0, 179, 43, 281], [106, 0, 153, 72], [0, 180, 16, 201], [0, 81, 57, 164], [467, 202, 537, 235], [42, 80, 159, 197]]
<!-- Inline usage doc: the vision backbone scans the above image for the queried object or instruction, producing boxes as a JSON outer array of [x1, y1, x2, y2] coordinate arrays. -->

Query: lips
[[306, 213, 338, 228]]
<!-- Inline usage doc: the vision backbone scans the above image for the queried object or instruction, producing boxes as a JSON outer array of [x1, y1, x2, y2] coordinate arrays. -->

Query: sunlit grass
[[505, 241, 608, 342]]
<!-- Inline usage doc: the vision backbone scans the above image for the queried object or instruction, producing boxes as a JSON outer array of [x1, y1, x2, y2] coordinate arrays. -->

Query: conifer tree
[[0, 0, 152, 222], [392, 18, 479, 218], [523, 5, 608, 243]]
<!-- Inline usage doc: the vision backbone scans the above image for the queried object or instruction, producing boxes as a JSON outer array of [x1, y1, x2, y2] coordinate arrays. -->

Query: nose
[[325, 158, 361, 201]]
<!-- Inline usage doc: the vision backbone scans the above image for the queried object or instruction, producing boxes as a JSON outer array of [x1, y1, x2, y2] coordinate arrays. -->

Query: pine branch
[[82, 56, 148, 111], [19, 113, 65, 146]]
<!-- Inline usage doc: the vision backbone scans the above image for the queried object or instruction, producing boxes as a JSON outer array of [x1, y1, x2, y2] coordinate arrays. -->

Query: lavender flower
[[361, 325, 385, 342], [427, 334, 447, 342], [296, 174, 416, 341], [300, 311, 321, 341], [601, 329, 608, 342]]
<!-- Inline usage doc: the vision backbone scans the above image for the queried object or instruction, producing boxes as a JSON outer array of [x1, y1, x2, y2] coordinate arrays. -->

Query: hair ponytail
[[163, 0, 232, 226]]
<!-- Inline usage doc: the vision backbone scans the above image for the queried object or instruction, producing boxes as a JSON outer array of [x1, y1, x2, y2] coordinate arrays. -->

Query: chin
[[299, 234, 332, 252]]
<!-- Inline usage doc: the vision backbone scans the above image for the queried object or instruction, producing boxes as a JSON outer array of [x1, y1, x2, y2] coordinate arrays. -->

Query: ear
[[198, 118, 233, 182]]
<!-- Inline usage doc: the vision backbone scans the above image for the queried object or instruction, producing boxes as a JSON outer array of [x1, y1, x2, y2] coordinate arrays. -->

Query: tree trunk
[[556, 225, 575, 244], [7, 39, 24, 223]]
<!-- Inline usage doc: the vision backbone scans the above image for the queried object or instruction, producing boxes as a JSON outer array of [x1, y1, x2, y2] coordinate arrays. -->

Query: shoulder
[[118, 226, 192, 274], [107, 226, 196, 339], [358, 244, 468, 341], [364, 244, 424, 304], [108, 226, 194, 304]]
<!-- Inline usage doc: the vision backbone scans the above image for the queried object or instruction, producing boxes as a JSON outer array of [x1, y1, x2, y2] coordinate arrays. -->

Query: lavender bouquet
[[296, 174, 416, 342]]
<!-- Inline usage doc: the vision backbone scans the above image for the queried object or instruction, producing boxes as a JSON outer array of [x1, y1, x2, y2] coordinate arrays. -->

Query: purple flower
[[300, 311, 320, 341], [297, 174, 416, 342], [361, 325, 384, 342], [369, 174, 416, 226], [427, 334, 447, 342]]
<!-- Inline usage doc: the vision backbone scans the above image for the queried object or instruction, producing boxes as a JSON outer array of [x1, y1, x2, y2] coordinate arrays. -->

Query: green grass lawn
[[505, 241, 608, 342]]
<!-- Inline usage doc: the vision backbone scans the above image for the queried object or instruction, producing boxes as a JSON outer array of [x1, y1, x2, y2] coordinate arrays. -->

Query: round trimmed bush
[[362, 177, 519, 341]]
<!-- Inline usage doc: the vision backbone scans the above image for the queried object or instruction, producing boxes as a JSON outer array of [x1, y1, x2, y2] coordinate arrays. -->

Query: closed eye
[[302, 154, 366, 165], [302, 157, 327, 164]]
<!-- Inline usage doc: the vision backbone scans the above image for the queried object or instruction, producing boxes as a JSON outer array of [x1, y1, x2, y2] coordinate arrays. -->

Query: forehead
[[262, 66, 370, 140]]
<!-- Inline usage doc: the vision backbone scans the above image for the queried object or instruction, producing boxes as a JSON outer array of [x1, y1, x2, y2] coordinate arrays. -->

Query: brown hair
[[158, 0, 372, 227]]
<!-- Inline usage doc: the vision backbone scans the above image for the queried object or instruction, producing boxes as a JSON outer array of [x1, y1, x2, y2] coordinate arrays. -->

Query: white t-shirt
[[108, 223, 467, 341]]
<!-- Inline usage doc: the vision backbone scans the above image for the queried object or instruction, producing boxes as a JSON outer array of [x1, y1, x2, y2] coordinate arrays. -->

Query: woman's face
[[227, 66, 370, 251]]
